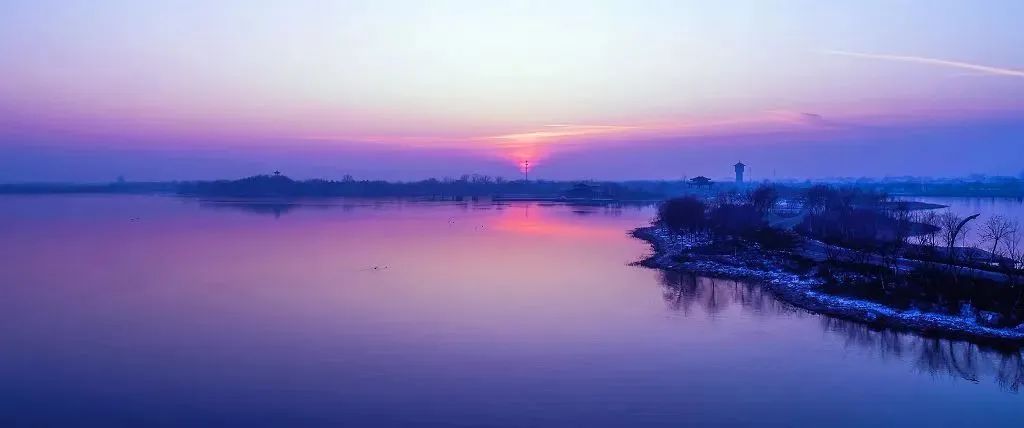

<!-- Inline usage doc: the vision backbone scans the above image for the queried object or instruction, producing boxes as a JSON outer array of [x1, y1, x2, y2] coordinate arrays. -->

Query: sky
[[1, 0, 1022, 182]]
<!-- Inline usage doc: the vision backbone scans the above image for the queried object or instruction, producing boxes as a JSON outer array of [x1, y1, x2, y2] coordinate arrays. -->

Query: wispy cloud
[[824, 50, 1024, 78], [486, 124, 639, 144]]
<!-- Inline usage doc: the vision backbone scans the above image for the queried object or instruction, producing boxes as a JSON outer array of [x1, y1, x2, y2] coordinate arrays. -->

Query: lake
[[1, 195, 1022, 427], [912, 196, 1024, 247]]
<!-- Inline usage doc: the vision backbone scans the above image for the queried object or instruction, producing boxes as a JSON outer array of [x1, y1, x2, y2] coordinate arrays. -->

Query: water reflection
[[193, 198, 434, 217], [821, 318, 1024, 392], [659, 270, 800, 317], [657, 270, 1024, 392], [492, 204, 634, 237], [191, 197, 654, 218], [198, 200, 304, 217], [4, 194, 1024, 425]]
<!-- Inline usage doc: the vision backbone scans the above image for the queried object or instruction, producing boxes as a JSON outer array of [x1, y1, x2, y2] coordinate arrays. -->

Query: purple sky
[[1, 1, 1022, 182]]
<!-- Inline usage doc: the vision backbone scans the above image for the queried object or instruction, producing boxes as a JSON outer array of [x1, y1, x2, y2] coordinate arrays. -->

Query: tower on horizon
[[734, 162, 746, 184]]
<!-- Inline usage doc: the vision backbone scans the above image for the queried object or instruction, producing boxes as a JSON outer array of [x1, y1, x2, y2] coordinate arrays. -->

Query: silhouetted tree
[[657, 196, 707, 232], [914, 210, 940, 248], [939, 211, 980, 265], [980, 215, 1017, 263]]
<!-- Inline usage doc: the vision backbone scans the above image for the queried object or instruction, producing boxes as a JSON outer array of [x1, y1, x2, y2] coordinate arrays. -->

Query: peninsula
[[634, 185, 1024, 343]]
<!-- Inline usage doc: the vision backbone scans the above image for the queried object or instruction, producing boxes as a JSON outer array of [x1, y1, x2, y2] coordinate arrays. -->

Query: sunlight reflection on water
[[1, 195, 1022, 427]]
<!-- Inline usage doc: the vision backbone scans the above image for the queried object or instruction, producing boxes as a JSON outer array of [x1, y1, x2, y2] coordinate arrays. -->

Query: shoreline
[[631, 225, 1024, 345]]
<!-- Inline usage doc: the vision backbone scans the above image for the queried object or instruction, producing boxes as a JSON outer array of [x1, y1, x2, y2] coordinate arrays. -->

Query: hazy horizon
[[2, 1, 1023, 181]]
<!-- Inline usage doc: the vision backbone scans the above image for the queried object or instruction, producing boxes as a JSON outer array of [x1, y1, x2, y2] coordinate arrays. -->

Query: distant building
[[734, 162, 746, 184], [689, 176, 712, 188], [563, 182, 600, 199]]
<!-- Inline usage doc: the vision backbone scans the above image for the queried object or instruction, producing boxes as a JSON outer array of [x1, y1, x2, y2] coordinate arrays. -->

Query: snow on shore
[[632, 225, 1024, 343]]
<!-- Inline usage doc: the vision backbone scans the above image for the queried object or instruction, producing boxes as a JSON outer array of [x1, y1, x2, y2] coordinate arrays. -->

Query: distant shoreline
[[879, 200, 948, 211], [2, 172, 1024, 199]]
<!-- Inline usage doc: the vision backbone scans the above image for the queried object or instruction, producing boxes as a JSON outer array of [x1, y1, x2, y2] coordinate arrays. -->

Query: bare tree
[[937, 211, 980, 283], [889, 202, 913, 247], [887, 202, 913, 270], [913, 211, 940, 261], [980, 215, 1018, 263], [917, 210, 937, 247], [1002, 229, 1024, 291], [938, 211, 980, 266]]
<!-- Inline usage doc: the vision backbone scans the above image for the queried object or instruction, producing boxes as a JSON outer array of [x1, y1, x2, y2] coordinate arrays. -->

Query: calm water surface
[[1, 195, 1022, 427], [912, 196, 1024, 247]]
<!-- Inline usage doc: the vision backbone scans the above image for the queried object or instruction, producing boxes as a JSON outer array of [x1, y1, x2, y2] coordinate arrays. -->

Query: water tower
[[734, 161, 746, 184]]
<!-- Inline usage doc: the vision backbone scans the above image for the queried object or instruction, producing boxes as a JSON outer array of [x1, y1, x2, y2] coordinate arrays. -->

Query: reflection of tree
[[657, 269, 1024, 392], [660, 270, 698, 315], [196, 199, 369, 217], [913, 339, 979, 382], [658, 270, 797, 318], [821, 318, 905, 360], [821, 314, 1024, 391], [199, 201, 300, 217], [705, 278, 725, 316], [996, 353, 1024, 392]]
